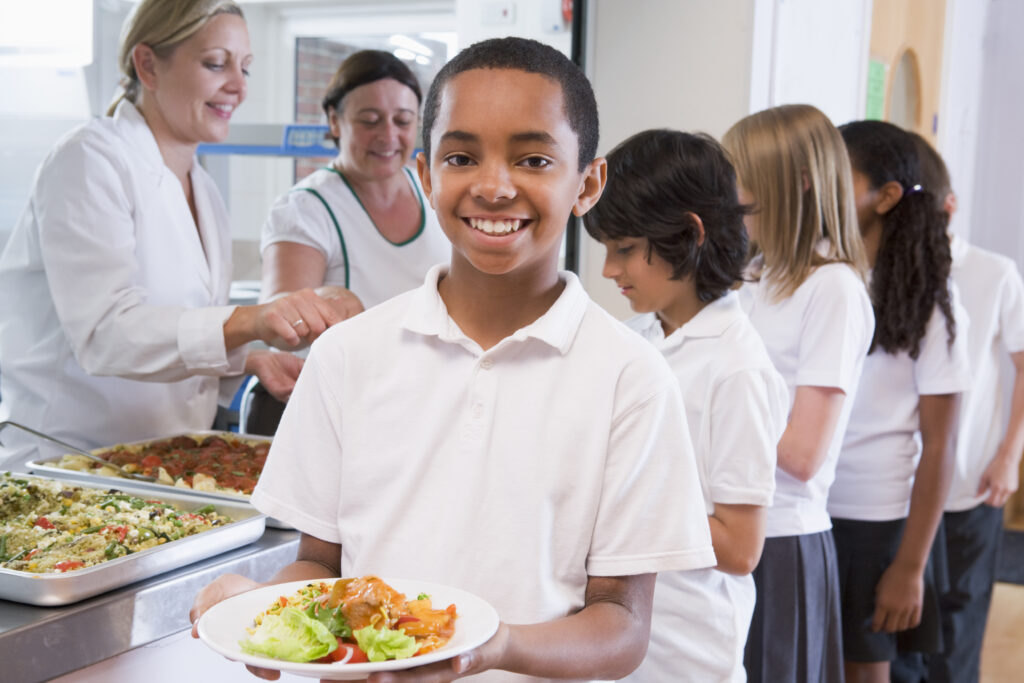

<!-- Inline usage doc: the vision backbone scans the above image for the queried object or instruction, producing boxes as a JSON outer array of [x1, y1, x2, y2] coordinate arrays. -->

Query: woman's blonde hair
[[106, 0, 244, 116], [722, 104, 866, 299]]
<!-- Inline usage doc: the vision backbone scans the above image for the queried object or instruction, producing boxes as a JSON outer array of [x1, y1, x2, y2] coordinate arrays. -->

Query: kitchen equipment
[[0, 420, 156, 482]]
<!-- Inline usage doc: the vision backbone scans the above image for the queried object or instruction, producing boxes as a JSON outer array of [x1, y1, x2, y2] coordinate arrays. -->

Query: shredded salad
[[240, 576, 458, 664]]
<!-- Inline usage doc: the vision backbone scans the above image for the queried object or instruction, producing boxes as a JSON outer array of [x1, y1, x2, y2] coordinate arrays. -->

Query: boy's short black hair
[[583, 129, 750, 303], [421, 37, 598, 172]]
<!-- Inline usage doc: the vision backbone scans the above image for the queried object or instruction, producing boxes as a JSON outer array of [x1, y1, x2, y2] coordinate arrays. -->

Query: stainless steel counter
[[0, 528, 300, 683]]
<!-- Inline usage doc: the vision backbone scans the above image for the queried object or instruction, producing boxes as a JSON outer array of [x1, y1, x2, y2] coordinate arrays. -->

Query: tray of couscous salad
[[0, 471, 265, 606]]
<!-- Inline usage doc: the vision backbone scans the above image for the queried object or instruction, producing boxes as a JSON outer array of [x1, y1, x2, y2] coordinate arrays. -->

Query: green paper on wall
[[866, 58, 886, 120]]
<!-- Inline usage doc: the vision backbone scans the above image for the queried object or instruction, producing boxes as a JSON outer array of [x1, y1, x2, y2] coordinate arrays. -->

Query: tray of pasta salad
[[198, 575, 499, 680], [0, 471, 265, 606]]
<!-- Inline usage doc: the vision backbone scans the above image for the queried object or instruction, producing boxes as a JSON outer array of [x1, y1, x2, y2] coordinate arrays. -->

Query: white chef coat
[[623, 293, 787, 683], [945, 235, 1024, 511], [252, 265, 717, 683], [260, 166, 450, 309], [0, 101, 245, 466]]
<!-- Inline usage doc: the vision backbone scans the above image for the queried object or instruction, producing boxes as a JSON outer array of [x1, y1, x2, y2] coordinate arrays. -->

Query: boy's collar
[[660, 291, 743, 346], [402, 264, 588, 354]]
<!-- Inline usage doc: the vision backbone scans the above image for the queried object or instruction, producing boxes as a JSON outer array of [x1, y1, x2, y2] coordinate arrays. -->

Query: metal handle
[[0, 420, 156, 481]]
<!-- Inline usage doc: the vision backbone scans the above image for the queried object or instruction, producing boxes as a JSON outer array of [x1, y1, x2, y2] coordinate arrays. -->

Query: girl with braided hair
[[828, 120, 971, 683]]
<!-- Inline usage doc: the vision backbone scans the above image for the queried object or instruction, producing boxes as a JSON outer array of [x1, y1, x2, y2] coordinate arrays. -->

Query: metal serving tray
[[25, 430, 291, 528], [0, 472, 266, 606]]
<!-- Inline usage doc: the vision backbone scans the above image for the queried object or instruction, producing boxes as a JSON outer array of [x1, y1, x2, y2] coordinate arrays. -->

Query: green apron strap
[[292, 187, 350, 290]]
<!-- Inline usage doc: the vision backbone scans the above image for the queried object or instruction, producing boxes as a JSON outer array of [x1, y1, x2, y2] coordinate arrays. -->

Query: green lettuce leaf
[[239, 607, 338, 662], [305, 601, 352, 638], [352, 625, 418, 662]]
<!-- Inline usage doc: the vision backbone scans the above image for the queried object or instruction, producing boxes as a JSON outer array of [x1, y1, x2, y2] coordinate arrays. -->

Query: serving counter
[[0, 528, 300, 682]]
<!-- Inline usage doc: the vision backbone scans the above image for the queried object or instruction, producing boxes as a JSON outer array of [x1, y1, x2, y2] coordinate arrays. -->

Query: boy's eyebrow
[[439, 130, 478, 145], [510, 131, 559, 146], [437, 130, 561, 147]]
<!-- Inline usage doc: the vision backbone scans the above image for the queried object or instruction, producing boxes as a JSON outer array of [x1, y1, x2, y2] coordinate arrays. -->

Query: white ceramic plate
[[197, 577, 500, 680]]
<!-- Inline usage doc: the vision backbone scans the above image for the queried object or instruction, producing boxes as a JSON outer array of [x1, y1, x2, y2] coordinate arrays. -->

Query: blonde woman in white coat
[[0, 0, 348, 465]]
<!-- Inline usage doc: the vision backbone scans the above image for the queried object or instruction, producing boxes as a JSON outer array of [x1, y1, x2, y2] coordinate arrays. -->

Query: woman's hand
[[872, 560, 924, 633], [254, 288, 347, 349], [315, 285, 365, 320], [225, 288, 356, 351], [245, 351, 303, 402], [362, 624, 510, 683]]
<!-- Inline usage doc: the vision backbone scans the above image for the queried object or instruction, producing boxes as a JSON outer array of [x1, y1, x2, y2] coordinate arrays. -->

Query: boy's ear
[[132, 43, 158, 91], [571, 157, 607, 217], [416, 152, 435, 208], [875, 180, 904, 215], [683, 212, 706, 246]]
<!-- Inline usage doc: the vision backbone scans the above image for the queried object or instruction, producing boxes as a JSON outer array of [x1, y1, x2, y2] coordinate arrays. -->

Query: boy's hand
[[190, 574, 284, 680], [872, 561, 924, 633], [362, 623, 510, 683], [189, 573, 263, 638], [978, 448, 1020, 507]]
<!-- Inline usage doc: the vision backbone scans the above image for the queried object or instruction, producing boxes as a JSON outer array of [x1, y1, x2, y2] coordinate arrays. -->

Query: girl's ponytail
[[869, 189, 954, 358], [840, 120, 955, 359]]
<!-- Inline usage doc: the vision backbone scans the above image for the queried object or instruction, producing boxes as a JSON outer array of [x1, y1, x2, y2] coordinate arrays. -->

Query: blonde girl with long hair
[[722, 104, 875, 683]]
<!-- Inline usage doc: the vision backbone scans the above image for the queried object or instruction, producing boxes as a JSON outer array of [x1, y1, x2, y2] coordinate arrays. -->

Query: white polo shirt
[[945, 235, 1024, 511], [740, 262, 874, 537], [260, 166, 450, 309], [622, 292, 788, 683], [830, 283, 971, 521], [251, 265, 716, 683]]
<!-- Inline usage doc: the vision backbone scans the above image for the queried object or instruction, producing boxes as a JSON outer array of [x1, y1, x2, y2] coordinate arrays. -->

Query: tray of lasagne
[[0, 471, 265, 606], [26, 431, 291, 529]]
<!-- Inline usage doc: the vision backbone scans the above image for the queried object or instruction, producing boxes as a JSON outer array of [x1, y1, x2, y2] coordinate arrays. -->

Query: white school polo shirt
[[251, 265, 716, 683], [260, 166, 450, 309], [740, 262, 874, 537], [622, 292, 788, 683], [829, 283, 971, 521], [945, 235, 1024, 511]]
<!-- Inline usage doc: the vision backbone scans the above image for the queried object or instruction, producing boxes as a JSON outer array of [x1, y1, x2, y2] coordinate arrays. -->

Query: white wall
[[581, 0, 872, 319], [765, 0, 872, 126], [583, 0, 763, 319], [936, 0, 989, 242], [967, 0, 1024, 265], [455, 0, 572, 54]]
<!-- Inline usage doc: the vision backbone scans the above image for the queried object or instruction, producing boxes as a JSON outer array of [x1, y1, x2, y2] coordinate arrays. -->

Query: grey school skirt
[[744, 530, 844, 683]]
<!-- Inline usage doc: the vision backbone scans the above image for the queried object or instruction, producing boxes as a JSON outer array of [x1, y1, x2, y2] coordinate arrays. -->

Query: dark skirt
[[744, 530, 845, 683], [832, 517, 945, 662]]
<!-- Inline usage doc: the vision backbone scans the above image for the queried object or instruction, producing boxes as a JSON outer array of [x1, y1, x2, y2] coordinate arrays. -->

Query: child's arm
[[872, 393, 959, 633], [708, 504, 767, 575], [776, 385, 845, 481], [978, 349, 1024, 506], [370, 573, 656, 682]]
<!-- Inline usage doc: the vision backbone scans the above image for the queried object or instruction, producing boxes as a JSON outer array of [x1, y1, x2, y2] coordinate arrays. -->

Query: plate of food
[[197, 575, 500, 680]]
